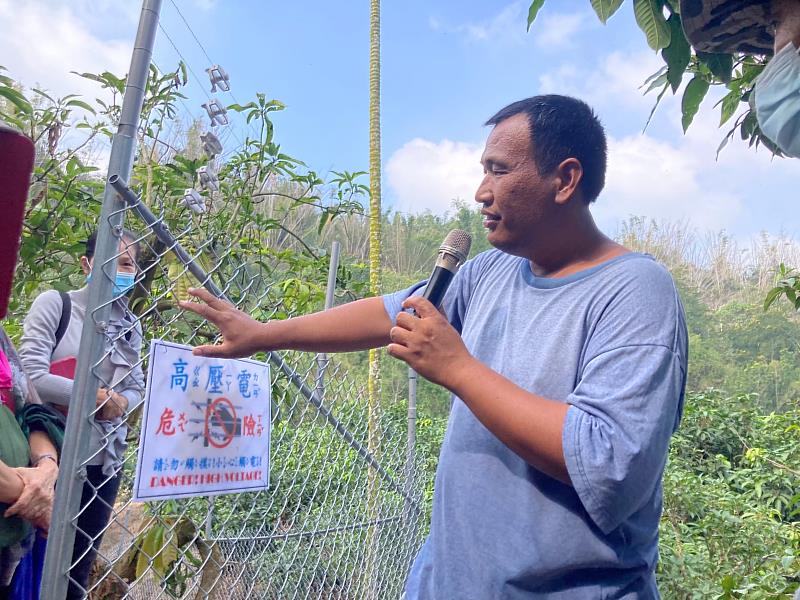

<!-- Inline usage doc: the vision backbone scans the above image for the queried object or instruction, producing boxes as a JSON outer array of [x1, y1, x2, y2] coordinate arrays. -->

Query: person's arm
[[179, 288, 393, 358], [0, 460, 24, 504], [19, 291, 73, 407], [5, 431, 59, 531], [388, 296, 571, 482], [99, 320, 144, 420]]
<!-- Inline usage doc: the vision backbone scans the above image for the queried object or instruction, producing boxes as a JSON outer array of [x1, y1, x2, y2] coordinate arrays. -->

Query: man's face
[[475, 113, 557, 256]]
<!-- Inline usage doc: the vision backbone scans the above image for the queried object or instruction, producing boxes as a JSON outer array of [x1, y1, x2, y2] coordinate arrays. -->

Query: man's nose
[[475, 175, 492, 205]]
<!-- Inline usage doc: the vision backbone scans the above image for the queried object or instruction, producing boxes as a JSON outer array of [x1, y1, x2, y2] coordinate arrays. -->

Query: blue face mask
[[86, 271, 136, 296], [754, 43, 800, 158], [114, 272, 136, 296]]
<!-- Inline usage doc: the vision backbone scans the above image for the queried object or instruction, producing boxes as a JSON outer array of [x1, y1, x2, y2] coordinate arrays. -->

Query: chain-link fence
[[37, 175, 428, 599], [17, 3, 430, 596]]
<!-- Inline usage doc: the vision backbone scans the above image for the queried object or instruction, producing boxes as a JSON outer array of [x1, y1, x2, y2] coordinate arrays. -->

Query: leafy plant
[[111, 515, 223, 599], [526, 1, 781, 155], [765, 264, 800, 312]]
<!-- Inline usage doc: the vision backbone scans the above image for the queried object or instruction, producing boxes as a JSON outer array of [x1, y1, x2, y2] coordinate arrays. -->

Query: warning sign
[[133, 340, 270, 501]]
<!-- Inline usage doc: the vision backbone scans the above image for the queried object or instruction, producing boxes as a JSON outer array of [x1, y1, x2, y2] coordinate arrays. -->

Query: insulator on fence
[[200, 132, 223, 158], [182, 188, 206, 214], [206, 64, 230, 93], [201, 99, 228, 127], [197, 165, 219, 192]]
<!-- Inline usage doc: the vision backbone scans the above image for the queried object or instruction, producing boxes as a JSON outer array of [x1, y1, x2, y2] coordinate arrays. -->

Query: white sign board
[[133, 340, 270, 501]]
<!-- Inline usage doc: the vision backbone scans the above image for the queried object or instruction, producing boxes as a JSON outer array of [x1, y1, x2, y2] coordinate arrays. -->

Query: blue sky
[[2, 0, 798, 244]]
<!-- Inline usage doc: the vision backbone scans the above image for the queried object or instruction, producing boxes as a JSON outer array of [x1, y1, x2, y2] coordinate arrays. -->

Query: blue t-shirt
[[384, 250, 688, 599]]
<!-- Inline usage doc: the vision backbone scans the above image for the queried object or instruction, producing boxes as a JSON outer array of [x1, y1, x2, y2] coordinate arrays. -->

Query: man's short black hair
[[85, 228, 141, 260], [485, 95, 608, 203]]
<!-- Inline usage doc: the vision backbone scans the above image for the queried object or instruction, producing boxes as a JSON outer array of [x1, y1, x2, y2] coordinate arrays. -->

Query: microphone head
[[439, 229, 472, 265]]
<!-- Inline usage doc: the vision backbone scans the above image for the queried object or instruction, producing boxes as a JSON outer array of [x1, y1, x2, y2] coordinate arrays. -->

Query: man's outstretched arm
[[179, 288, 393, 358]]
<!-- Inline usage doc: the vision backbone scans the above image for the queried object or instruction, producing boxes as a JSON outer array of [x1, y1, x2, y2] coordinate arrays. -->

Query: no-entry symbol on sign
[[204, 396, 239, 448]]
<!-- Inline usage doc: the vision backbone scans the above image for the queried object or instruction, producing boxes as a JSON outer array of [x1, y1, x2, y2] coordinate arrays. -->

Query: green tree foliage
[[660, 391, 799, 598], [766, 264, 800, 313], [526, 1, 783, 155], [0, 64, 369, 338]]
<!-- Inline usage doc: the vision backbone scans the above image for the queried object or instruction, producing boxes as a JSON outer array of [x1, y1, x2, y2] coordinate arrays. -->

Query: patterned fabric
[[0, 326, 63, 552], [680, 0, 775, 55], [0, 328, 64, 451], [0, 329, 34, 415], [0, 405, 31, 550]]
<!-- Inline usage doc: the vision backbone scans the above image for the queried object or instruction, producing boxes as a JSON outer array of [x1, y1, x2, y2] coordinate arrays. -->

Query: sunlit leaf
[[526, 0, 546, 31], [681, 75, 709, 132], [662, 13, 690, 92], [65, 99, 96, 114], [590, 0, 624, 24], [0, 86, 32, 114], [633, 0, 671, 50], [717, 90, 741, 126]]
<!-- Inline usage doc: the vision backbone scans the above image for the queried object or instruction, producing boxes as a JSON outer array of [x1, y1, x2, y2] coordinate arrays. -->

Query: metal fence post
[[40, 2, 161, 598], [315, 241, 340, 400], [404, 367, 418, 530]]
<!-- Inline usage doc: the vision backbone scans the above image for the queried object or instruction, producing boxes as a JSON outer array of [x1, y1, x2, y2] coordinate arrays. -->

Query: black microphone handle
[[421, 265, 455, 309]]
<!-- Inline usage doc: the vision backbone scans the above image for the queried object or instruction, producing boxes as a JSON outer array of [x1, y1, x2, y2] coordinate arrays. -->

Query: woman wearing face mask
[[18, 229, 145, 599]]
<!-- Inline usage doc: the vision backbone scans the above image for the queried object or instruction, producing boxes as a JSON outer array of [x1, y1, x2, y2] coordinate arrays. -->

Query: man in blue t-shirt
[[182, 95, 688, 599]]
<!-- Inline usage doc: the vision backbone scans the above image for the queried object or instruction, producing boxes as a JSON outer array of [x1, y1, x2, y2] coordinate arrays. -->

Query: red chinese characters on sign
[[156, 407, 176, 436], [240, 413, 264, 437], [242, 414, 256, 437]]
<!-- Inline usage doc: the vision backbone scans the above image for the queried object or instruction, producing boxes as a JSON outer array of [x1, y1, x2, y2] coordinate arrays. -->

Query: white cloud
[[595, 133, 743, 231], [386, 138, 484, 214], [532, 12, 591, 49], [538, 52, 800, 237], [432, 2, 592, 48], [429, 3, 527, 45], [190, 0, 218, 10], [538, 50, 663, 114], [0, 0, 132, 101], [385, 129, 749, 230]]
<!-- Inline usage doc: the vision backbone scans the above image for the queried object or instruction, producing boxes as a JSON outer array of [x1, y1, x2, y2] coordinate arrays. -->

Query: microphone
[[421, 229, 472, 309]]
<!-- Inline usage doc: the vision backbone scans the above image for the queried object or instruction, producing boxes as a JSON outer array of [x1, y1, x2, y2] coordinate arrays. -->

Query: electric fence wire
[[157, 21, 248, 151], [144, 55, 225, 166], [166, 1, 340, 182], [167, 0, 261, 142]]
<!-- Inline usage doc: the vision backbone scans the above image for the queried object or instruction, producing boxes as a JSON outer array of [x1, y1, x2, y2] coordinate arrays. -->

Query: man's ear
[[554, 158, 583, 205]]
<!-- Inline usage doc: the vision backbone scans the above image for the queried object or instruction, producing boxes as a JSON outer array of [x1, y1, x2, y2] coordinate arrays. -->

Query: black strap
[[54, 291, 71, 350]]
